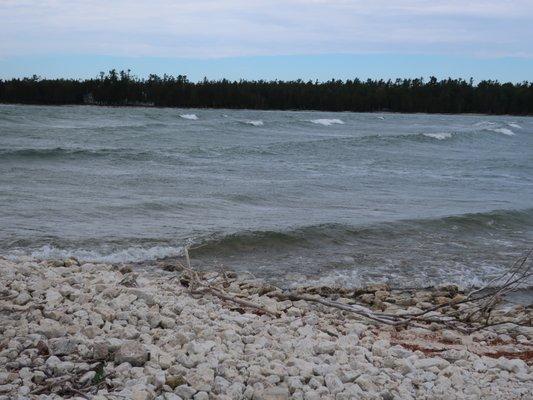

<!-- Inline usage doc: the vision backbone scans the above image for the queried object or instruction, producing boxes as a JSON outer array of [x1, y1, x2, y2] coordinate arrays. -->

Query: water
[[1, 104, 532, 288]]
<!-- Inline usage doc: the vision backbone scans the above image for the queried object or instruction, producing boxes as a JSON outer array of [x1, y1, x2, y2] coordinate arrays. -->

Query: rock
[[355, 375, 378, 392], [92, 342, 109, 359], [45, 289, 63, 305], [79, 371, 96, 385], [314, 341, 335, 355], [49, 338, 78, 356], [64, 257, 79, 267], [186, 363, 214, 391], [115, 341, 150, 367], [496, 357, 527, 373], [164, 394, 184, 400], [441, 330, 462, 344], [324, 373, 344, 394], [131, 387, 151, 400], [187, 340, 216, 356], [14, 291, 32, 305], [473, 359, 486, 372], [158, 353, 174, 369], [193, 392, 209, 400], [256, 387, 290, 400], [413, 357, 449, 370], [167, 375, 186, 389], [38, 318, 66, 338], [175, 384, 197, 399], [0, 373, 16, 385]]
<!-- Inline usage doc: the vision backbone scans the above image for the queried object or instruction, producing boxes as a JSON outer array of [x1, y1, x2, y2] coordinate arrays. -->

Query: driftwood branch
[[176, 247, 532, 333]]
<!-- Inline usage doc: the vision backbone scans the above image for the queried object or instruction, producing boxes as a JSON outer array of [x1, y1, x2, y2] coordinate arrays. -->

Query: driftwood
[[176, 247, 532, 334], [179, 247, 281, 317]]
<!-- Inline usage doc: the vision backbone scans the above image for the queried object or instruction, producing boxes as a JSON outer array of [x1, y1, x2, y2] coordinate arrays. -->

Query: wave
[[243, 120, 264, 126], [179, 114, 198, 120], [473, 121, 516, 136], [8, 244, 184, 264], [422, 132, 453, 140], [189, 208, 533, 258], [0, 147, 152, 160], [309, 118, 344, 126], [487, 127, 515, 136]]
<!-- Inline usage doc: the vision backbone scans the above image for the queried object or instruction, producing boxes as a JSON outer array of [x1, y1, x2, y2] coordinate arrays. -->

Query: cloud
[[1, 0, 532, 58]]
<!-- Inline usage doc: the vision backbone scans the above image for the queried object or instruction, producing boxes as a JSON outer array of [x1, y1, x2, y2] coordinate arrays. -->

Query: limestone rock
[[115, 341, 150, 367]]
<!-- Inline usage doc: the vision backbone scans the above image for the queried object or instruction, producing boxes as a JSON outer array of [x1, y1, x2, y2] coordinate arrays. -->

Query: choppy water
[[1, 104, 532, 288]]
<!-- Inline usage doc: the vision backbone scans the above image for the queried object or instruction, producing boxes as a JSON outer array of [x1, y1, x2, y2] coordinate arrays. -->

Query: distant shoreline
[[1, 72, 532, 115]]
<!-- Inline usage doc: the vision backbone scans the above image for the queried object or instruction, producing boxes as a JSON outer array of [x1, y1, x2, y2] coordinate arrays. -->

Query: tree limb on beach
[[176, 247, 532, 333]]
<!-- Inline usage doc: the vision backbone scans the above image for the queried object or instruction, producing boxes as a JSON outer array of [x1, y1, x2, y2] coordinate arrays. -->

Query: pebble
[[0, 258, 529, 400]]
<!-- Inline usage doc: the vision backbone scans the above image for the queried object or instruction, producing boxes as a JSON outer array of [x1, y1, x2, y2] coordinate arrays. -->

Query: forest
[[0, 70, 532, 115]]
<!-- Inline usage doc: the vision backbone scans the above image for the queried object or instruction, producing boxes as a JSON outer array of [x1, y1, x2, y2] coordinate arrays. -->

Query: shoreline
[[0, 257, 531, 399]]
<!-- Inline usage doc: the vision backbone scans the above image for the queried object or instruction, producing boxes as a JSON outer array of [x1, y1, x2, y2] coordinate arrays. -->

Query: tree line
[[0, 70, 531, 114]]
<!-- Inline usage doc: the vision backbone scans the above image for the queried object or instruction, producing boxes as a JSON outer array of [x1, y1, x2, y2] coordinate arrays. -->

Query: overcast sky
[[1, 0, 532, 81]]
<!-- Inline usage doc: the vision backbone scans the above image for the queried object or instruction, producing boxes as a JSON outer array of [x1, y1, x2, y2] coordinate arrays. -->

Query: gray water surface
[[1, 105, 532, 287]]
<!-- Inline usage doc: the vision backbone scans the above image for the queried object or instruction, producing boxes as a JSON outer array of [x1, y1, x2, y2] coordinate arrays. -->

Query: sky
[[1, 0, 532, 82]]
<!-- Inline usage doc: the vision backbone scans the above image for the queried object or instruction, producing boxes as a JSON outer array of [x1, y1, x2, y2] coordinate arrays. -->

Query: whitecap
[[14, 244, 184, 264], [179, 114, 198, 120], [473, 121, 496, 128], [489, 127, 515, 136], [244, 120, 264, 126], [423, 132, 452, 140], [376, 116, 385, 120], [309, 118, 344, 126], [507, 122, 522, 129]]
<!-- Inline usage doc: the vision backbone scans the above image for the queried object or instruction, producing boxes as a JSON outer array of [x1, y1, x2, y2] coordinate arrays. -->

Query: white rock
[[38, 318, 66, 338], [115, 341, 150, 367], [496, 357, 527, 373], [79, 371, 96, 385], [175, 384, 196, 399], [473, 359, 486, 372], [45, 289, 63, 305], [49, 338, 78, 356], [314, 341, 335, 355], [413, 357, 449, 370], [324, 373, 344, 394], [256, 387, 290, 400], [441, 330, 462, 343], [193, 392, 209, 400], [187, 340, 216, 356]]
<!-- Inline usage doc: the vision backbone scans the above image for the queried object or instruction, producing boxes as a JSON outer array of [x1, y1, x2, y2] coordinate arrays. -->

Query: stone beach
[[0, 257, 531, 399]]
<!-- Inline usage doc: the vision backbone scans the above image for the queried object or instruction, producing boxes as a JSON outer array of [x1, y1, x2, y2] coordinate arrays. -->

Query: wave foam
[[422, 132, 452, 140], [180, 114, 198, 120], [309, 118, 344, 126], [15, 244, 184, 264], [507, 123, 522, 129], [489, 127, 515, 136], [244, 120, 264, 126]]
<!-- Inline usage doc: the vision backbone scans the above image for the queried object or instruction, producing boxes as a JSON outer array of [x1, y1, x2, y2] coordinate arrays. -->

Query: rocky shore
[[0, 257, 531, 399]]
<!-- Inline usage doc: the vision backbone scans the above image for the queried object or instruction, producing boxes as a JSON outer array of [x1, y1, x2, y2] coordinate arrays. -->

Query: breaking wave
[[243, 120, 264, 126], [179, 114, 199, 120], [8, 244, 184, 264], [487, 127, 515, 136], [422, 132, 453, 140], [309, 118, 344, 126]]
